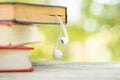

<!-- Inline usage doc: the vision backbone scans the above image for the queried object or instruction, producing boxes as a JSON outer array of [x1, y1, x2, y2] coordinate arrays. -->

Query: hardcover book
[[0, 23, 40, 46], [0, 45, 34, 72], [0, 2, 67, 24]]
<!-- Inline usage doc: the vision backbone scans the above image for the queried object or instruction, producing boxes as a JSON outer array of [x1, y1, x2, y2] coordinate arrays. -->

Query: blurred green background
[[1, 0, 120, 62]]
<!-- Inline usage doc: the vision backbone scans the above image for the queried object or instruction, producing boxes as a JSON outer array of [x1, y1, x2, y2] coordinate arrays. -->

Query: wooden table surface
[[1, 62, 120, 80]]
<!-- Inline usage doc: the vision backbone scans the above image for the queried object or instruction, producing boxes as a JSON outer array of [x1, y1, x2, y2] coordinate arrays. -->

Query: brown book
[[0, 2, 67, 24]]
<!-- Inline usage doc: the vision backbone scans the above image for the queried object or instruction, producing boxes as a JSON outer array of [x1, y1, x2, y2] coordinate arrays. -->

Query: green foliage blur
[[1, 0, 120, 62]]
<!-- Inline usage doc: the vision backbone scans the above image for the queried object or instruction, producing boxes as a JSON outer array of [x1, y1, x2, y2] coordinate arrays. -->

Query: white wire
[[54, 15, 64, 50]]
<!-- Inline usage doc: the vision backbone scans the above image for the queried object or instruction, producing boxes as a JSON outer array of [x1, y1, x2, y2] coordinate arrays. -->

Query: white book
[[0, 23, 40, 46], [0, 46, 34, 72]]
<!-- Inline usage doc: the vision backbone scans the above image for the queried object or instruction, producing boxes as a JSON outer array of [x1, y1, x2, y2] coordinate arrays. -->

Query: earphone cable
[[54, 15, 64, 50]]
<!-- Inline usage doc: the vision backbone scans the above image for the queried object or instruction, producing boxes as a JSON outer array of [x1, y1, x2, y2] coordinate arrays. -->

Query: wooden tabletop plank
[[0, 62, 120, 80]]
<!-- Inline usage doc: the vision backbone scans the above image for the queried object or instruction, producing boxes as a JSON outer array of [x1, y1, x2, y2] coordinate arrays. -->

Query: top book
[[0, 2, 67, 24]]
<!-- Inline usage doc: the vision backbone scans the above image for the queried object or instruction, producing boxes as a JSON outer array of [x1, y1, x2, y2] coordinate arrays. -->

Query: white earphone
[[53, 15, 69, 59]]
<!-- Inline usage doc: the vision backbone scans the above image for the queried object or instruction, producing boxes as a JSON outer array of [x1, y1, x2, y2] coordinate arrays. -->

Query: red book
[[0, 22, 13, 26], [0, 45, 34, 72]]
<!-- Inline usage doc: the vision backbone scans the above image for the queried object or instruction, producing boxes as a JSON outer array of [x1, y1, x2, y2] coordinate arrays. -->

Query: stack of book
[[0, 2, 67, 72]]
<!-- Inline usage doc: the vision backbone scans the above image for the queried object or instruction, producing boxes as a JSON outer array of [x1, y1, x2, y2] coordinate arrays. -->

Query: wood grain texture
[[1, 62, 120, 80]]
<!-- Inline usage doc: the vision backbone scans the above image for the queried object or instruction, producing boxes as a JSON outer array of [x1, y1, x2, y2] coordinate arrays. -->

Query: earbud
[[53, 36, 63, 59], [53, 15, 69, 59], [53, 49, 63, 59], [61, 37, 68, 45], [56, 15, 69, 45]]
